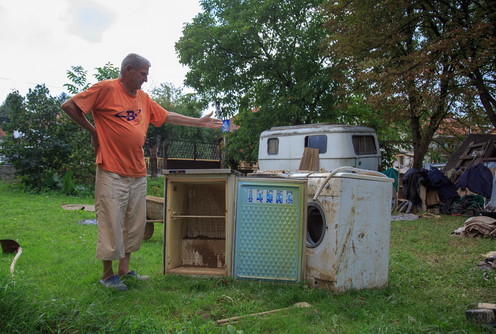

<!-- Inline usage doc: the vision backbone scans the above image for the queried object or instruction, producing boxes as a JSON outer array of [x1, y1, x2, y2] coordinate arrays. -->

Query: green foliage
[[64, 63, 119, 95], [0, 104, 10, 126], [146, 176, 164, 197], [0, 61, 221, 192], [0, 86, 94, 193], [47, 170, 87, 196], [148, 83, 221, 144], [94, 62, 120, 82], [176, 0, 341, 164], [2, 87, 68, 189], [64, 65, 90, 95], [224, 109, 265, 165]]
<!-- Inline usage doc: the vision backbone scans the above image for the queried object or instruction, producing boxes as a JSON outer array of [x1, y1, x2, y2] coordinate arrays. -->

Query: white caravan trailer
[[258, 123, 381, 172]]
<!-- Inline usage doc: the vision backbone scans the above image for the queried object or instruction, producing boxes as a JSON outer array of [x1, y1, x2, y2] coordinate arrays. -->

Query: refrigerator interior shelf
[[171, 215, 226, 219]]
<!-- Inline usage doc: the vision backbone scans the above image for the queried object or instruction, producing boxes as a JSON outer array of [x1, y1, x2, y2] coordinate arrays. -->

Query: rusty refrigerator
[[163, 169, 239, 276], [162, 169, 307, 282]]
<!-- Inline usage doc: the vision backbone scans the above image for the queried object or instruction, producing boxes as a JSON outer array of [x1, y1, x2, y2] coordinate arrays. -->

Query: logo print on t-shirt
[[114, 109, 142, 125]]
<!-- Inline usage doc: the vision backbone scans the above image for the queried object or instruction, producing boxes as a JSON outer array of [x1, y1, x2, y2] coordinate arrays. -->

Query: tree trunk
[[472, 69, 496, 126]]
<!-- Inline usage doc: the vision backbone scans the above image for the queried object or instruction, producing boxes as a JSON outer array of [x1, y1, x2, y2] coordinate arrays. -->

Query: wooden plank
[[146, 195, 164, 220], [478, 303, 496, 310], [167, 266, 226, 276], [459, 155, 478, 160], [299, 147, 320, 171], [467, 142, 487, 148], [171, 215, 226, 219]]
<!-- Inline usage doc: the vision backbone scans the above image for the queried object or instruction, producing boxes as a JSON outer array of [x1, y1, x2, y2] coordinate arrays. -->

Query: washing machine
[[296, 167, 393, 291]]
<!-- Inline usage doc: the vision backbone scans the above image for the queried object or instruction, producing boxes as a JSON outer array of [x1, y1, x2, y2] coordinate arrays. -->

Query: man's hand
[[199, 112, 223, 129]]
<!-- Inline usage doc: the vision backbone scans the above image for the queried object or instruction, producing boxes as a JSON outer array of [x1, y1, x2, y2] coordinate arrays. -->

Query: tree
[[323, 0, 490, 169], [64, 62, 119, 94], [148, 83, 219, 143], [64, 66, 90, 95], [176, 0, 341, 165], [0, 104, 10, 126], [439, 0, 496, 125], [1, 86, 80, 190]]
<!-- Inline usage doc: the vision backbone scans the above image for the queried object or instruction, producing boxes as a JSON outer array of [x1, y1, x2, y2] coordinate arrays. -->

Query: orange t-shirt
[[72, 79, 168, 177]]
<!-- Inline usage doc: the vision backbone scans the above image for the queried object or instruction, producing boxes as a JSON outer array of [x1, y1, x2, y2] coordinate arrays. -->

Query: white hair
[[120, 53, 151, 75]]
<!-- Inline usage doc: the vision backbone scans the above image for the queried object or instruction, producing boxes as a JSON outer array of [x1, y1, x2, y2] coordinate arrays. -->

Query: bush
[[0, 86, 95, 192]]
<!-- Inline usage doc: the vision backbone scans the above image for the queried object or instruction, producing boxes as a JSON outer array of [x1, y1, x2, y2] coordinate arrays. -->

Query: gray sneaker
[[122, 270, 150, 281], [100, 275, 128, 291]]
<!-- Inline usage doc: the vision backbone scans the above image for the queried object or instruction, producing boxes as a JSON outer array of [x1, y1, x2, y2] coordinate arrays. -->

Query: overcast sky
[[0, 0, 202, 104]]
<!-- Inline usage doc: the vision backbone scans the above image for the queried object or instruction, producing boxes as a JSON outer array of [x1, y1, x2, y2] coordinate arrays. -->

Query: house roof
[[436, 118, 472, 137]]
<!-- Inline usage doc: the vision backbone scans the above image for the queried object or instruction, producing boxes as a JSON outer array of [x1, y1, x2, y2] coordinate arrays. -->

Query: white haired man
[[61, 53, 222, 290]]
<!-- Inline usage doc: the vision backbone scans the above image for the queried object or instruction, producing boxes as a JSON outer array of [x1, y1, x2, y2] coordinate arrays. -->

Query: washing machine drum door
[[306, 201, 326, 248]]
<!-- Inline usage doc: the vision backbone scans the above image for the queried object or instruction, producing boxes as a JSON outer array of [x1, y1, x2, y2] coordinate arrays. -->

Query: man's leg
[[120, 176, 147, 275], [102, 260, 114, 280], [118, 252, 150, 280], [95, 168, 127, 281], [117, 253, 131, 276], [100, 259, 127, 290]]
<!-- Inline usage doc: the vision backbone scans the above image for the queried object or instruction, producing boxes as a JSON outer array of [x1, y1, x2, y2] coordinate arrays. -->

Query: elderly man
[[61, 53, 222, 290]]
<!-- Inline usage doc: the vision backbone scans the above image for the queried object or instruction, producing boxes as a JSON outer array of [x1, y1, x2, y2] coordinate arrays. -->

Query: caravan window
[[267, 138, 279, 154], [305, 135, 327, 153], [352, 135, 377, 155]]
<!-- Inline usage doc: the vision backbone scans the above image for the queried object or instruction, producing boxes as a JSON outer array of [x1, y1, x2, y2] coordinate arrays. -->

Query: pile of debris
[[452, 216, 496, 238], [397, 134, 496, 217]]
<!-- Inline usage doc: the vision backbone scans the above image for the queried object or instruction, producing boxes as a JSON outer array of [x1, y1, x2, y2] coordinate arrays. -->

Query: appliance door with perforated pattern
[[234, 179, 306, 282]]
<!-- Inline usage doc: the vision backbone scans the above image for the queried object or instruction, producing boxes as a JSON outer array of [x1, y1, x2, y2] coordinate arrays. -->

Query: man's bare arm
[[61, 99, 99, 150], [165, 111, 223, 129]]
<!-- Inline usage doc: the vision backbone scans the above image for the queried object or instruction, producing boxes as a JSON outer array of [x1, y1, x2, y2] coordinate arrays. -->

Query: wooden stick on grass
[[216, 302, 312, 325]]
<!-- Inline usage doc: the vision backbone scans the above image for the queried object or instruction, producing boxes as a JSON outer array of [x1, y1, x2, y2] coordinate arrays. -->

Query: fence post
[[150, 137, 158, 178], [163, 139, 168, 170]]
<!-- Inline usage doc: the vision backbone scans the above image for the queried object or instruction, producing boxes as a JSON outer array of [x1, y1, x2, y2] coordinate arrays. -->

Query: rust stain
[[183, 238, 225, 268], [334, 195, 358, 274], [306, 263, 336, 283], [195, 245, 218, 267]]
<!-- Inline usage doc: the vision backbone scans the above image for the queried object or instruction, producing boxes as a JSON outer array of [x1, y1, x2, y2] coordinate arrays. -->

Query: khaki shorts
[[95, 168, 147, 261]]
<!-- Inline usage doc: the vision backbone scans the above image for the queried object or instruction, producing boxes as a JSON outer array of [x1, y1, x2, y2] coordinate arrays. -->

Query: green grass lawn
[[1, 178, 496, 333]]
